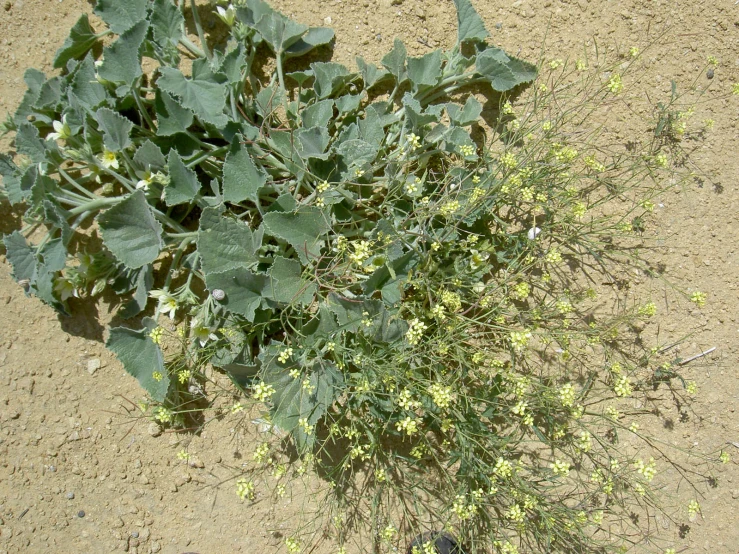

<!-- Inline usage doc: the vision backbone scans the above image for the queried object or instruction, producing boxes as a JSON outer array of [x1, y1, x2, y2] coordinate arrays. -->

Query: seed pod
[[211, 289, 226, 301]]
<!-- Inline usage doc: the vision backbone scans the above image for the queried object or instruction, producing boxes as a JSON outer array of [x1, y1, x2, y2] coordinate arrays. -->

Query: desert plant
[[0, 1, 709, 553]]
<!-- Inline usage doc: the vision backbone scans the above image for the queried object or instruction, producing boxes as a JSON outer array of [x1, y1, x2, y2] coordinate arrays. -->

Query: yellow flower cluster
[[253, 381, 276, 402], [236, 478, 255, 500], [428, 383, 453, 409], [406, 318, 428, 346]]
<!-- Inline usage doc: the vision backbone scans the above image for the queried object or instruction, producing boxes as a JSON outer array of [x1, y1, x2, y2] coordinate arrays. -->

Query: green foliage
[[0, 1, 697, 553]]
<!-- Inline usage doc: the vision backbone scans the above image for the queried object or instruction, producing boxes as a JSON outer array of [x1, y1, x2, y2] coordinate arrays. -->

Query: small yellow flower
[[629, 46, 639, 57], [607, 73, 623, 94], [550, 459, 570, 476], [100, 149, 119, 170], [690, 291, 706, 307]]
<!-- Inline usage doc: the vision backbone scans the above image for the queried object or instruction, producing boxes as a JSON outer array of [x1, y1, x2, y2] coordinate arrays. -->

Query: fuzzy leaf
[[218, 44, 247, 85], [335, 139, 378, 167], [43, 200, 73, 246], [447, 96, 482, 126], [118, 265, 153, 319], [284, 26, 334, 59], [157, 66, 228, 127], [197, 209, 260, 276], [300, 99, 334, 128], [164, 149, 200, 206], [133, 140, 167, 171], [13, 69, 46, 127], [70, 55, 108, 108], [154, 90, 194, 136], [407, 50, 443, 88], [262, 207, 331, 265], [357, 57, 389, 89], [98, 190, 164, 269], [53, 14, 99, 69], [97, 20, 149, 93], [381, 39, 407, 85], [15, 123, 47, 164], [204, 268, 269, 321], [452, 0, 490, 44], [150, 0, 184, 49], [107, 326, 169, 402], [296, 126, 330, 160], [476, 47, 538, 92], [95, 107, 133, 152], [0, 154, 22, 205], [311, 62, 351, 99], [256, 11, 308, 53], [267, 256, 316, 306], [3, 231, 37, 283], [335, 93, 363, 114], [94, 0, 149, 35], [222, 137, 266, 204]]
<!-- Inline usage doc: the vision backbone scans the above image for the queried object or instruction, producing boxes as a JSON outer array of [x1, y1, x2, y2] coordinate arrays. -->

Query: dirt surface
[[0, 1, 738, 553]]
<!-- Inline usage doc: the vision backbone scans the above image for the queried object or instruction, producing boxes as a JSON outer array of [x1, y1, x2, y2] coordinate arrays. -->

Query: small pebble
[[66, 492, 74, 500], [77, 510, 85, 518], [131, 531, 139, 539], [706, 68, 714, 79]]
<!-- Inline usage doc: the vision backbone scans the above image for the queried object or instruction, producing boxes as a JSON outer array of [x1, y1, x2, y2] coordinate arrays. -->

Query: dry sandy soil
[[0, 0, 738, 553]]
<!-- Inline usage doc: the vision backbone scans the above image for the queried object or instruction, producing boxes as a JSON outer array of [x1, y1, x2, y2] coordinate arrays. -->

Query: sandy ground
[[0, 0, 738, 553]]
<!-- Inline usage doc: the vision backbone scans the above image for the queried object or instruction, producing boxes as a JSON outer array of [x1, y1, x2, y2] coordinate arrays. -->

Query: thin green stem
[[179, 36, 205, 58], [189, 0, 211, 60]]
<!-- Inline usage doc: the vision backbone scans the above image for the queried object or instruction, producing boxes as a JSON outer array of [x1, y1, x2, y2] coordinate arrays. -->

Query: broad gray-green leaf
[[381, 39, 407, 85], [0, 154, 22, 205], [164, 149, 200, 206], [70, 55, 108, 108], [204, 268, 269, 321], [43, 200, 73, 246], [300, 99, 334, 128], [15, 123, 47, 164], [157, 67, 228, 127], [363, 251, 417, 306], [452, 0, 490, 44], [296, 126, 330, 160], [336, 139, 378, 167], [402, 93, 441, 128], [360, 103, 396, 147], [262, 207, 331, 265], [32, 262, 65, 314], [98, 190, 164, 269], [13, 69, 45, 127], [118, 265, 153, 319], [222, 137, 266, 204], [53, 14, 99, 69], [284, 26, 334, 59], [256, 11, 308, 53], [3, 231, 37, 283], [40, 238, 67, 273], [357, 57, 389, 89], [133, 140, 166, 171], [197, 209, 259, 276], [335, 93, 363, 114], [35, 77, 64, 110], [154, 90, 194, 136], [97, 20, 149, 93], [476, 47, 538, 92], [311, 62, 351, 99], [95, 107, 133, 152], [107, 326, 169, 402], [150, 0, 184, 49], [267, 256, 316, 305], [407, 50, 442, 88], [218, 44, 247, 85], [447, 96, 482, 126], [94, 0, 149, 35]]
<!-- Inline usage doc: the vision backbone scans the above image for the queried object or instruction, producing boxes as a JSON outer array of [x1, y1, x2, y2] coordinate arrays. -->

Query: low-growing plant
[[0, 0, 716, 553]]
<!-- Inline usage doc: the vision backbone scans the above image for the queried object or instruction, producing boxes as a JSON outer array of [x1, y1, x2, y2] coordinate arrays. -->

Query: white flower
[[527, 227, 541, 240], [216, 4, 236, 26], [190, 318, 218, 347], [136, 170, 153, 191], [149, 289, 178, 319], [53, 277, 79, 302], [47, 115, 72, 142], [99, 149, 119, 170]]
